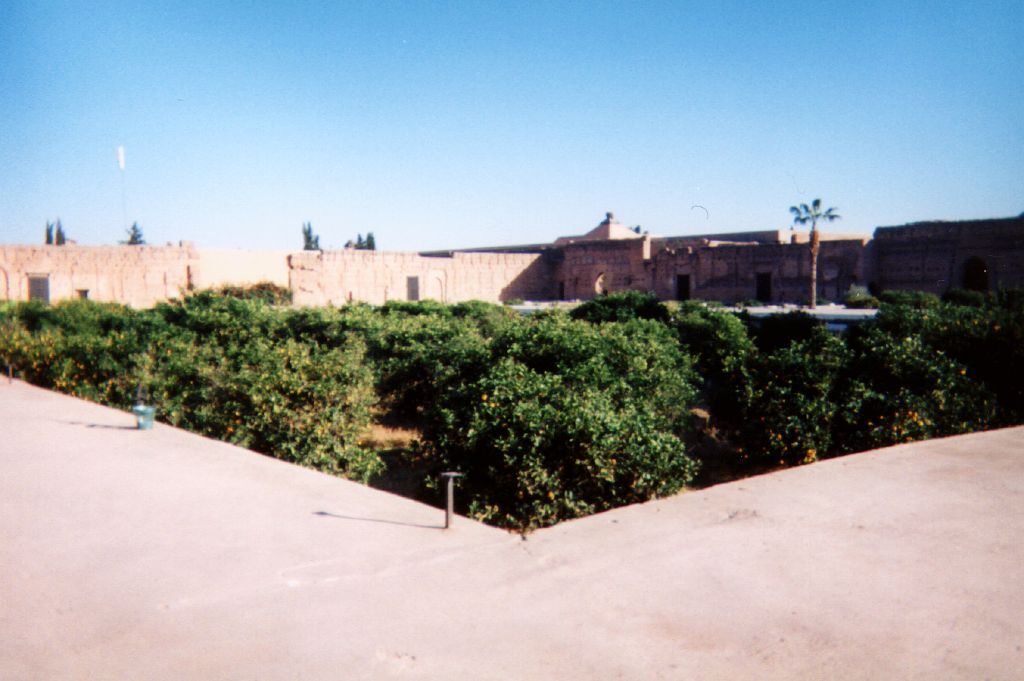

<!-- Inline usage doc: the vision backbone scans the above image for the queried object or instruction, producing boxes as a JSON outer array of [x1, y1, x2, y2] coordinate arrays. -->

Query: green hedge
[[418, 316, 699, 531], [0, 294, 379, 481], [2, 288, 1021, 531]]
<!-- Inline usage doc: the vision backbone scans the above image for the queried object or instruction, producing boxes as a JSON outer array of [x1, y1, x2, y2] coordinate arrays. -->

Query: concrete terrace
[[2, 379, 1022, 680]]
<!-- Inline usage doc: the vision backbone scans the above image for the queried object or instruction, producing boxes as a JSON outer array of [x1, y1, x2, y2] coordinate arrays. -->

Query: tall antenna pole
[[117, 145, 127, 233]]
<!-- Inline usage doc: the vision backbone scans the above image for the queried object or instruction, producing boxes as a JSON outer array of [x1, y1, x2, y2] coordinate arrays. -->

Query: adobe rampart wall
[[650, 239, 866, 304], [289, 249, 556, 306], [552, 236, 867, 304], [0, 244, 556, 307], [192, 249, 291, 289], [1, 216, 1019, 308], [553, 237, 651, 300], [870, 218, 1024, 294], [0, 244, 196, 308]]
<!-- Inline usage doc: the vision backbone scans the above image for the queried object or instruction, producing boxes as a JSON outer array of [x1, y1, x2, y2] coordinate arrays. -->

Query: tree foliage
[[350, 232, 376, 250], [0, 294, 379, 481], [122, 222, 145, 245], [737, 328, 847, 466], [301, 222, 320, 250], [45, 219, 67, 245], [418, 315, 700, 531], [2, 290, 1021, 532], [570, 290, 669, 324], [211, 282, 293, 305]]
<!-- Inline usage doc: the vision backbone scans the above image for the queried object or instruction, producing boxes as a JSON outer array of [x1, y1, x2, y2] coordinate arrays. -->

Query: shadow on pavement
[[61, 420, 140, 431], [313, 510, 441, 530]]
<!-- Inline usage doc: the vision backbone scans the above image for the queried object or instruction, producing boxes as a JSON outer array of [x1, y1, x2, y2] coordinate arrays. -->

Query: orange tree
[[418, 314, 700, 532], [736, 326, 847, 466], [0, 299, 159, 406], [830, 327, 995, 454], [147, 293, 379, 480]]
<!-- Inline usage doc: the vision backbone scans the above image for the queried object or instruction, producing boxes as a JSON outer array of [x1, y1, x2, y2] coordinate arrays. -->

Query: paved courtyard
[[2, 379, 1022, 680]]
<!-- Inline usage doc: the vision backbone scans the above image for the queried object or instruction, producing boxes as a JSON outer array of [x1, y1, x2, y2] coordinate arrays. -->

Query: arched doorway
[[594, 272, 607, 295], [426, 270, 446, 302], [962, 257, 989, 292]]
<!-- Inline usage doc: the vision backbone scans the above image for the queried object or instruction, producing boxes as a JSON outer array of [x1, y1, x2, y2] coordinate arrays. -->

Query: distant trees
[[347, 232, 376, 250], [789, 199, 841, 308], [45, 220, 67, 245], [302, 222, 320, 251], [121, 222, 145, 245], [302, 225, 376, 251]]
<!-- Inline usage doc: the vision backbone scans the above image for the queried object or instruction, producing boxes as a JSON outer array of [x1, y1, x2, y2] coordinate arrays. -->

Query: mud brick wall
[[2, 217, 1019, 309], [288, 249, 557, 306], [648, 239, 867, 304], [870, 218, 1024, 294], [551, 236, 866, 305], [192, 249, 291, 289], [0, 244, 196, 308], [554, 237, 653, 300]]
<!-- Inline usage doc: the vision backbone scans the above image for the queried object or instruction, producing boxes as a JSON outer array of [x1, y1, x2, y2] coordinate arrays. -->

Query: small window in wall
[[406, 276, 420, 301], [76, 289, 89, 300], [756, 272, 772, 303], [28, 275, 50, 303], [963, 257, 989, 292], [676, 274, 691, 301]]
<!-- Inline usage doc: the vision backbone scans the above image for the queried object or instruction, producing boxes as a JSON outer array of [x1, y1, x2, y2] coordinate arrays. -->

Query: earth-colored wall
[[192, 249, 291, 289], [649, 239, 867, 304], [0, 244, 556, 308], [553, 237, 652, 300], [870, 217, 1024, 294], [289, 249, 555, 306], [0, 244, 196, 308], [2, 216, 1020, 308], [551, 236, 867, 304]]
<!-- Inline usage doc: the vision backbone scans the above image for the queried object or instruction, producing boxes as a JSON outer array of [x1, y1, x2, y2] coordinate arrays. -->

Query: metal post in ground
[[440, 472, 464, 529]]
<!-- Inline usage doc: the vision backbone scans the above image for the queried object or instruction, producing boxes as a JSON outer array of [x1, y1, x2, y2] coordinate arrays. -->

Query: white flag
[[117, 146, 125, 170]]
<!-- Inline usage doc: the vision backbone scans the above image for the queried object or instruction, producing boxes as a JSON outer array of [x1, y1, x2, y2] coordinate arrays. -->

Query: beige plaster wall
[[1, 217, 1016, 310], [193, 249, 291, 289], [289, 249, 555, 306], [0, 244, 196, 308]]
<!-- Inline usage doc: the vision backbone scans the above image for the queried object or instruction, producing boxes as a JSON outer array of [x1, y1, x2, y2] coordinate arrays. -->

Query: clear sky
[[1, 1, 1021, 252]]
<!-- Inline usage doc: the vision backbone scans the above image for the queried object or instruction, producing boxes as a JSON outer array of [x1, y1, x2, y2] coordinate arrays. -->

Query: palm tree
[[789, 199, 841, 308]]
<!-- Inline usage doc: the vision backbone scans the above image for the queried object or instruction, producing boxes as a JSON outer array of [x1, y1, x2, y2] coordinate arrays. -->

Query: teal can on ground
[[132, 405, 156, 430]]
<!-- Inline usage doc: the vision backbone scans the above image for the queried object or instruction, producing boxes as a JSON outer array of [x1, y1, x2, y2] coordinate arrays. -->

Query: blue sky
[[1, 1, 1021, 251]]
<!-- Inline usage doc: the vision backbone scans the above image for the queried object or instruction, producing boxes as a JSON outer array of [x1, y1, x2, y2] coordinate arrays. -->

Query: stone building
[[1, 213, 1021, 308]]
